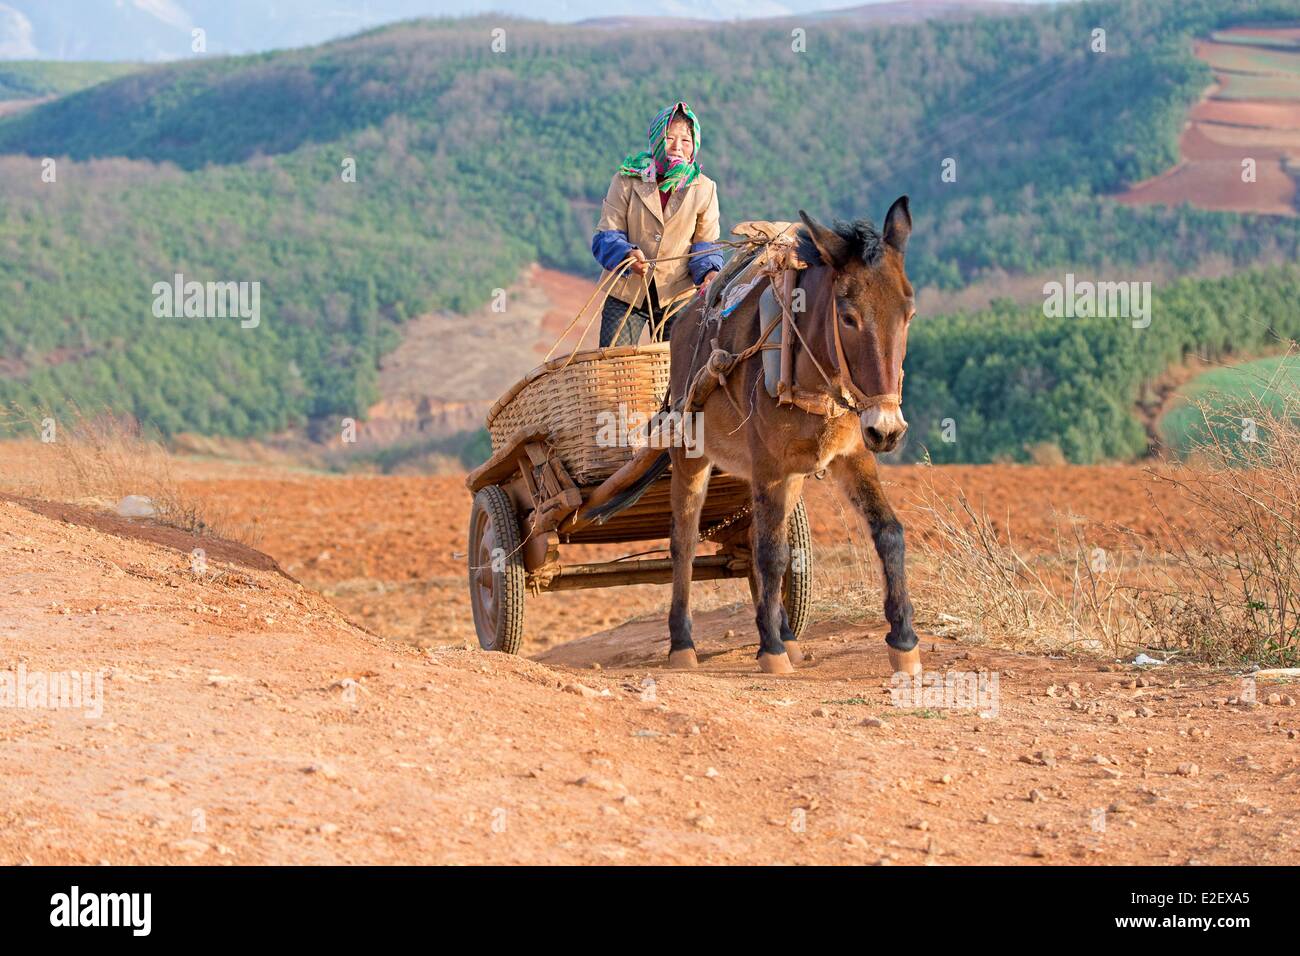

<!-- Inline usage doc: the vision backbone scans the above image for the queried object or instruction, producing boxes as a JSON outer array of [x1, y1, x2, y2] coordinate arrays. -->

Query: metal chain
[[698, 503, 751, 542]]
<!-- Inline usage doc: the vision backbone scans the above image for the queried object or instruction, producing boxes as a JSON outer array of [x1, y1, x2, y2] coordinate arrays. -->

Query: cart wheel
[[747, 497, 814, 639], [784, 498, 813, 639], [467, 485, 526, 654]]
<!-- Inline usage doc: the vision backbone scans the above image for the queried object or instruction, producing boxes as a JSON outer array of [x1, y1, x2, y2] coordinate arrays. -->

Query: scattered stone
[[575, 775, 617, 791], [563, 682, 601, 699], [812, 707, 831, 718], [909, 819, 930, 831], [1029, 789, 1047, 803], [303, 763, 339, 780], [983, 813, 999, 825], [1176, 763, 1200, 778], [861, 716, 891, 729], [172, 839, 208, 854], [315, 823, 340, 836]]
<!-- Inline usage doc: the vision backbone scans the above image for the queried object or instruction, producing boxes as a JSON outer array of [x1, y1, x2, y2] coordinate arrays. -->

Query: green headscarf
[[617, 101, 702, 193]]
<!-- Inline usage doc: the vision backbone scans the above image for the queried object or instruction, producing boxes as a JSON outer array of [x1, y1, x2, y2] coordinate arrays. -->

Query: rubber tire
[[784, 498, 814, 639], [467, 485, 526, 655], [746, 497, 814, 640]]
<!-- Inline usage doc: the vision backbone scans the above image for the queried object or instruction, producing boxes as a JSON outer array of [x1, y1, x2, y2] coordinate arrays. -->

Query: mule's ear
[[883, 195, 911, 256], [797, 209, 848, 269]]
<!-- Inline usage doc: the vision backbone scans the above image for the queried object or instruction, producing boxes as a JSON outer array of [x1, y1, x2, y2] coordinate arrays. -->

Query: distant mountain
[[1, 0, 1035, 61], [577, 1, 1029, 30]]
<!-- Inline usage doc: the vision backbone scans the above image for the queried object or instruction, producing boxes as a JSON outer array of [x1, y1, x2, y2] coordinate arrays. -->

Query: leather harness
[[681, 252, 903, 422]]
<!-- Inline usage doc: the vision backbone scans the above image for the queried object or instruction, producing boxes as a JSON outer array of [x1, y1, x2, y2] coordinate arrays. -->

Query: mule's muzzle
[[860, 405, 908, 454]]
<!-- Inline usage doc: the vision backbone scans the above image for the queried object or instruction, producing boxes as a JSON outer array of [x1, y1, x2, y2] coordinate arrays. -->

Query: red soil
[[1119, 30, 1300, 217], [3, 465, 1298, 865]]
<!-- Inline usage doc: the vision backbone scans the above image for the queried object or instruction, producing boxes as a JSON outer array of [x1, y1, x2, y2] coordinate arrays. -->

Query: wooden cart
[[464, 347, 812, 654]]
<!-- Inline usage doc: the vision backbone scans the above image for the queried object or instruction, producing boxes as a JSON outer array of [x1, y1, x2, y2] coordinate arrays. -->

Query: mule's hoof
[[758, 652, 794, 675], [888, 646, 922, 677], [784, 640, 804, 666], [667, 648, 699, 669]]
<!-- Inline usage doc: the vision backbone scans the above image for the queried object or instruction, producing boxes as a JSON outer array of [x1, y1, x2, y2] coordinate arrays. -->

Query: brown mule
[[600, 198, 921, 676]]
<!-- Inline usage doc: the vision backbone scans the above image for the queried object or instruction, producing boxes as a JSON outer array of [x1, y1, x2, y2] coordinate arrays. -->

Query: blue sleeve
[[689, 241, 724, 284], [591, 229, 636, 273]]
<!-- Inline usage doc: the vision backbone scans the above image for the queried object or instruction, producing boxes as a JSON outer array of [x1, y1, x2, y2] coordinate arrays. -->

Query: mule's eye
[[841, 309, 860, 329]]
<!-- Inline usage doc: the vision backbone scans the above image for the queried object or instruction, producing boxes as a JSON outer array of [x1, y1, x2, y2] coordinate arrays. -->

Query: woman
[[591, 101, 723, 346]]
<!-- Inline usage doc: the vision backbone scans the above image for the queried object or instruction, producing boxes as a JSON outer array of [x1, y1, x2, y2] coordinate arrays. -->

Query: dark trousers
[[599, 280, 675, 346]]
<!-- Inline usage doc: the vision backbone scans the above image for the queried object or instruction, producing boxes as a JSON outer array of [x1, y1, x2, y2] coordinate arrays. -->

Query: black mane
[[795, 217, 884, 269]]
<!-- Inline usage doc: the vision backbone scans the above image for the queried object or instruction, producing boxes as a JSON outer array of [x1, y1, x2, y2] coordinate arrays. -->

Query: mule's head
[[795, 197, 914, 454]]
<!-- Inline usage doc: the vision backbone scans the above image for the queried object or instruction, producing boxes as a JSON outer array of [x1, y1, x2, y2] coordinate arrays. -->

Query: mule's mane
[[795, 218, 884, 269]]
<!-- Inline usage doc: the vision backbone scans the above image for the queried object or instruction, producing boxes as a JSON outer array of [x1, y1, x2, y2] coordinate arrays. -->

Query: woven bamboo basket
[[485, 344, 673, 485]]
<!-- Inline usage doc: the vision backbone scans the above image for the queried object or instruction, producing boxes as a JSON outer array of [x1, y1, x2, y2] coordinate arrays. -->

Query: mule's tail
[[584, 451, 670, 525]]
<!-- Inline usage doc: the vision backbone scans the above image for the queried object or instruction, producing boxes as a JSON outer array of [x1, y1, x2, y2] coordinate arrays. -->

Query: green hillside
[[1, 0, 1299, 451], [0, 62, 142, 101], [903, 265, 1300, 464], [1160, 354, 1300, 458]]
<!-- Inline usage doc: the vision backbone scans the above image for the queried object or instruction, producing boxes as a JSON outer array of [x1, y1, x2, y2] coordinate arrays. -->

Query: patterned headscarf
[[617, 101, 702, 193]]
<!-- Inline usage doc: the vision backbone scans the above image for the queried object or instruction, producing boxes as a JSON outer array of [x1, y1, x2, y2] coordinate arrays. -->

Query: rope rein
[[545, 235, 901, 422]]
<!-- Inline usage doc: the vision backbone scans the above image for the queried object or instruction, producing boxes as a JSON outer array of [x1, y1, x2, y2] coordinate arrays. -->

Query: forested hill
[[1, 0, 1298, 445]]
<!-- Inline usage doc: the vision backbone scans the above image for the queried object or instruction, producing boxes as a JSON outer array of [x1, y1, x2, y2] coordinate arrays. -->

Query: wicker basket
[[485, 344, 672, 485]]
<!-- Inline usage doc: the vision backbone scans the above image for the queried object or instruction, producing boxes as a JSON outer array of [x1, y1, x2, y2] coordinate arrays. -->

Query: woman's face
[[663, 118, 695, 165]]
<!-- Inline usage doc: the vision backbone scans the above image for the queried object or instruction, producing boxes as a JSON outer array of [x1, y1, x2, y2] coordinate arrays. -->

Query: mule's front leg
[[751, 475, 801, 674], [831, 452, 921, 676], [667, 450, 711, 669]]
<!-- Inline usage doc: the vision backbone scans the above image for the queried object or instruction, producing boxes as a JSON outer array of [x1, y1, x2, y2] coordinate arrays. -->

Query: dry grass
[[1135, 381, 1300, 666], [0, 405, 256, 545], [904, 474, 1154, 659], [899, 355, 1300, 666]]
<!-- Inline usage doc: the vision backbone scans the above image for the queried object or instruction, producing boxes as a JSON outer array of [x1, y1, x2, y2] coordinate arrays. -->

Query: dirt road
[[2, 477, 1298, 865]]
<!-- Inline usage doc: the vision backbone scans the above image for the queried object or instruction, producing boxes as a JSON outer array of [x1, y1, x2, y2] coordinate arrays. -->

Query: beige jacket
[[594, 170, 721, 309]]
